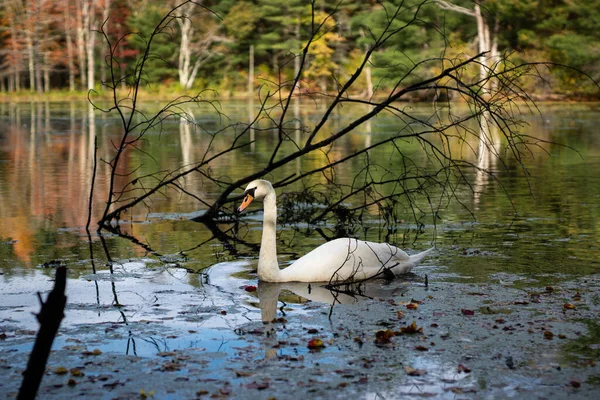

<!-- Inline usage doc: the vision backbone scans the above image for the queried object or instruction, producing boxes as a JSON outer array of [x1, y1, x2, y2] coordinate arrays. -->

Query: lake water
[[0, 100, 599, 355]]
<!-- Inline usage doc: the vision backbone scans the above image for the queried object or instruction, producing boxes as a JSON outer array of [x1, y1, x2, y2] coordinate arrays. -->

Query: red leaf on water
[[461, 309, 475, 316], [307, 338, 325, 349], [244, 285, 257, 292]]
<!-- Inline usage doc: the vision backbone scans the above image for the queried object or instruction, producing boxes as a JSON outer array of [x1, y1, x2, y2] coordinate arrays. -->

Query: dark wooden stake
[[18, 266, 67, 400]]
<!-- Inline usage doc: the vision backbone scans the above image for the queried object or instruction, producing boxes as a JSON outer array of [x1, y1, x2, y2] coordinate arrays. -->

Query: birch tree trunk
[[99, 0, 111, 85], [177, 7, 194, 89], [26, 34, 35, 92], [65, 6, 76, 91], [435, 1, 498, 94], [175, 2, 223, 90], [8, 16, 21, 91], [85, 0, 98, 91], [77, 0, 88, 89], [248, 44, 254, 96], [293, 19, 301, 94]]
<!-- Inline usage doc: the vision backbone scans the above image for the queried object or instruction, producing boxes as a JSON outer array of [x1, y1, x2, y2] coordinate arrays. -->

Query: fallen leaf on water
[[245, 381, 269, 390], [569, 380, 581, 388], [244, 285, 257, 292], [573, 292, 582, 301], [235, 370, 253, 377], [543, 331, 554, 340], [399, 321, 423, 334], [161, 362, 181, 371], [140, 389, 155, 398], [457, 364, 471, 373], [406, 303, 418, 310], [396, 311, 405, 319], [157, 352, 177, 357], [564, 303, 576, 310], [70, 368, 84, 377], [67, 378, 77, 386], [404, 366, 427, 376], [545, 286, 554, 292], [375, 329, 395, 344], [415, 345, 428, 351], [54, 367, 68, 375], [307, 338, 325, 349], [461, 309, 475, 316], [446, 387, 477, 394]]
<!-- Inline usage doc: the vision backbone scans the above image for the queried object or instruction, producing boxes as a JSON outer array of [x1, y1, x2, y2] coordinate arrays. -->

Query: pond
[[0, 100, 599, 399]]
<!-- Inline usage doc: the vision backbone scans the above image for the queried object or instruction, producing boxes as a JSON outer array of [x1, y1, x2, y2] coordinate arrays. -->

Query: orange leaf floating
[[400, 321, 423, 334], [375, 329, 395, 344], [406, 303, 418, 310], [307, 338, 325, 349], [564, 303, 576, 310], [543, 331, 554, 340], [54, 366, 68, 375]]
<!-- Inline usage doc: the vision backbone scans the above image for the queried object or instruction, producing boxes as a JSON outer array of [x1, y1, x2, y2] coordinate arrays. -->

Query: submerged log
[[18, 266, 67, 400]]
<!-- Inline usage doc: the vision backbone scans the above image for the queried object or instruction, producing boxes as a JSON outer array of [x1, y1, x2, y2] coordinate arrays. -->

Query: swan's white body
[[238, 180, 433, 283]]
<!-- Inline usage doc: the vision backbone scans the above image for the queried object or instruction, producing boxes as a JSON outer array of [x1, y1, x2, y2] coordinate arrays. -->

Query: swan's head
[[237, 179, 274, 212]]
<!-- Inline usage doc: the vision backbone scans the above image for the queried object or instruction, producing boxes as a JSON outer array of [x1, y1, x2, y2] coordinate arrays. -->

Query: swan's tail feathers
[[391, 247, 434, 276], [409, 247, 435, 266]]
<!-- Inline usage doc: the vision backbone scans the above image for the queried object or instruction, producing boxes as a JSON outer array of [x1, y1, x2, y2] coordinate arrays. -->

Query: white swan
[[237, 180, 433, 283]]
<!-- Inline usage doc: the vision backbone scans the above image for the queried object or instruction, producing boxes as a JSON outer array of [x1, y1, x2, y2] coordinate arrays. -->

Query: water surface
[[0, 100, 599, 348]]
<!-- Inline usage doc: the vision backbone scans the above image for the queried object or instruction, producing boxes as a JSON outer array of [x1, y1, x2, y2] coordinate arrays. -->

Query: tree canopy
[[0, 0, 598, 98]]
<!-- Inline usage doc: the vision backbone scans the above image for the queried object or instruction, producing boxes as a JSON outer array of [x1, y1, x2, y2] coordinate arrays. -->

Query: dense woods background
[[1, 0, 599, 99]]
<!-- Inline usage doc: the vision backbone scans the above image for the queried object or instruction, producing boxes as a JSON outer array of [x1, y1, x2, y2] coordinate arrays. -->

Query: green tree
[[126, 4, 178, 84]]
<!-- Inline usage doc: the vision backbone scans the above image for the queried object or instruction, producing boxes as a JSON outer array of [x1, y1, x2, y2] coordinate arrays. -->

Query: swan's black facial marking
[[244, 187, 256, 198], [238, 186, 257, 213]]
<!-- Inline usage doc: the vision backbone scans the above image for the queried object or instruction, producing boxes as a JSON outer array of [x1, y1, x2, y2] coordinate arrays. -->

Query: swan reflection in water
[[255, 279, 409, 323]]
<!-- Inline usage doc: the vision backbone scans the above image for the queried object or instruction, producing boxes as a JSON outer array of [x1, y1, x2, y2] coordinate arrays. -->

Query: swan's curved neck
[[258, 192, 280, 281]]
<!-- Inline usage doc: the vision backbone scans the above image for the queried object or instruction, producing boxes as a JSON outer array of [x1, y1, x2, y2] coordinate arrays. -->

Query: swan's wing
[[279, 239, 410, 282]]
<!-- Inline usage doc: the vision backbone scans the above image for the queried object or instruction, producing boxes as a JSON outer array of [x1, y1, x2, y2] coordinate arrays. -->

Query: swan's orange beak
[[237, 193, 254, 213]]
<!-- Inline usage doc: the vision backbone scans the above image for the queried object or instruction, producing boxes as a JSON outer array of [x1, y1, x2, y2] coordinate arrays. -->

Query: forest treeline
[[1, 0, 599, 99]]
